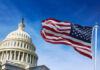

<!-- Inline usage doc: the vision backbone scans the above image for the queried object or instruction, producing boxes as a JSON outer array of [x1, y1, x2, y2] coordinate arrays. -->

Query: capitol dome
[[5, 23, 32, 43], [0, 19, 38, 68]]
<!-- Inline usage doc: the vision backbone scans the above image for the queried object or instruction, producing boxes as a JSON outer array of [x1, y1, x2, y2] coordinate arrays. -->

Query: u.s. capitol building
[[0, 19, 49, 70]]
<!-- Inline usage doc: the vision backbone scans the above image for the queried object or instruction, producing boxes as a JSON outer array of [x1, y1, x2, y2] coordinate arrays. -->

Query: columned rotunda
[[0, 18, 49, 70]]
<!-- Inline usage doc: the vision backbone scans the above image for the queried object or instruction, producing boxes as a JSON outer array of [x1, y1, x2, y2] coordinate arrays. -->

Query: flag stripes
[[41, 18, 92, 59]]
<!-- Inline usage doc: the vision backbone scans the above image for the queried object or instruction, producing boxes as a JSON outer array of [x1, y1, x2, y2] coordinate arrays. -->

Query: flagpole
[[94, 23, 98, 70]]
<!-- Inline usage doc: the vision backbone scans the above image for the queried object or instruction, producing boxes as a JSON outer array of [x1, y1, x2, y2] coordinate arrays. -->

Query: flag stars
[[70, 23, 93, 43]]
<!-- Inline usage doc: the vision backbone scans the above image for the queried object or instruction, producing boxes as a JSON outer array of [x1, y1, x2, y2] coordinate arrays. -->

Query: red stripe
[[43, 26, 70, 36], [76, 47, 92, 53], [41, 30, 92, 59], [42, 20, 45, 23], [44, 31, 91, 49], [73, 47, 92, 59]]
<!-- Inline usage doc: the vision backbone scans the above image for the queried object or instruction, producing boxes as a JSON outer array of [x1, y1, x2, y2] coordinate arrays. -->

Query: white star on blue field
[[0, 0, 100, 70]]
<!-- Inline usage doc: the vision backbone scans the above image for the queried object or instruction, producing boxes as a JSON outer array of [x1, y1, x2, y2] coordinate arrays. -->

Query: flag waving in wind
[[41, 18, 93, 59]]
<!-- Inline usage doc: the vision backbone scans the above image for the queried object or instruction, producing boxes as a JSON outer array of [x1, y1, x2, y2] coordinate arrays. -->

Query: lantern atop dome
[[18, 17, 25, 31]]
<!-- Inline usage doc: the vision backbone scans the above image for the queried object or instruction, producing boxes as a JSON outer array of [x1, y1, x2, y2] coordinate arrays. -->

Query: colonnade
[[0, 50, 37, 66], [1, 40, 35, 51]]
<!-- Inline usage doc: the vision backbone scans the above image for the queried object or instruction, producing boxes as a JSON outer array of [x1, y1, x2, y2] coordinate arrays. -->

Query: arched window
[[20, 54, 22, 60], [14, 42, 16, 46], [28, 54, 30, 63], [16, 51, 18, 60], [24, 43, 26, 48], [31, 56, 33, 64], [21, 42, 23, 47], [17, 42, 19, 47], [26, 45, 28, 49]]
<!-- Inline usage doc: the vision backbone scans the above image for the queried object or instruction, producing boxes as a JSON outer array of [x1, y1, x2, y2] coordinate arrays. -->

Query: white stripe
[[76, 47, 92, 56], [42, 23, 71, 29], [43, 29, 91, 46]]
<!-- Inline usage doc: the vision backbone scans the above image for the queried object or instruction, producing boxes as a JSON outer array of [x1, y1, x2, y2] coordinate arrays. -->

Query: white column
[[21, 52, 25, 62], [26, 53, 28, 63], [17, 51, 20, 60], [10, 51, 12, 60], [14, 51, 16, 60]]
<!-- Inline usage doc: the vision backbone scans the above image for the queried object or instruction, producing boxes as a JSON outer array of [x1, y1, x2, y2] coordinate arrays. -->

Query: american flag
[[41, 18, 93, 59]]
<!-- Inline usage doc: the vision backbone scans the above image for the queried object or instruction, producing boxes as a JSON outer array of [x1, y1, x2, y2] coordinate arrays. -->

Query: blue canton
[[70, 23, 93, 43]]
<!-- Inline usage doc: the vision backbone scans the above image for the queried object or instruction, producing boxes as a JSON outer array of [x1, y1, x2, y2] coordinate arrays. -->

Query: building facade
[[0, 19, 49, 70]]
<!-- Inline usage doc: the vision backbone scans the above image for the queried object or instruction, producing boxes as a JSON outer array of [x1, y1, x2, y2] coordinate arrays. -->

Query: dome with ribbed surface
[[5, 22, 32, 43]]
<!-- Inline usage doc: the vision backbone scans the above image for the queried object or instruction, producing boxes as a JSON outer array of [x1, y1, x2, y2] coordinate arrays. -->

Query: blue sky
[[0, 0, 100, 70]]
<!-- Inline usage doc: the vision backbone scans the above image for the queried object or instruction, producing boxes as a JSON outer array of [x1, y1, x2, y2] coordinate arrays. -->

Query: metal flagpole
[[94, 23, 98, 70]]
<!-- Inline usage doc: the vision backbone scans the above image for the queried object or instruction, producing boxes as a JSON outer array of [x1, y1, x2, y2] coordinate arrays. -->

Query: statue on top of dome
[[18, 17, 25, 31]]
